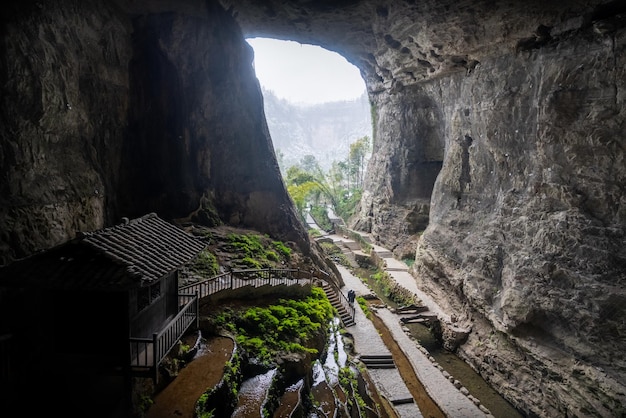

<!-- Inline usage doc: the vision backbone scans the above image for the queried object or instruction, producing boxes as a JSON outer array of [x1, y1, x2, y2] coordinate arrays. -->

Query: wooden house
[[0, 213, 206, 416]]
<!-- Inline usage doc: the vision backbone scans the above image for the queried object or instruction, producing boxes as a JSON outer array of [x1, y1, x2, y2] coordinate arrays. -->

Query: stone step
[[321, 284, 355, 327], [375, 251, 394, 258], [341, 241, 361, 251], [360, 354, 395, 369]]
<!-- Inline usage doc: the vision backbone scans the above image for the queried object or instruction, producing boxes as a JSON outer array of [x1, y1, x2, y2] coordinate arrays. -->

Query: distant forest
[[261, 88, 372, 172]]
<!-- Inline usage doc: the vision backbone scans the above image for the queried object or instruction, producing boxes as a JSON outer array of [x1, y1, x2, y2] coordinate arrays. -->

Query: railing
[[129, 293, 198, 382], [179, 268, 315, 299], [180, 268, 355, 324], [130, 268, 354, 382], [316, 270, 356, 322]]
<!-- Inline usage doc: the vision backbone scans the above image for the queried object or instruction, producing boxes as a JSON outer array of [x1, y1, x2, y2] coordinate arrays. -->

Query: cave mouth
[[245, 37, 367, 106], [245, 36, 374, 200]]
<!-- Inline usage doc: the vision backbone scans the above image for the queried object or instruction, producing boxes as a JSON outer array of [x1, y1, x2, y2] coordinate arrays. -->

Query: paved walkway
[[336, 265, 423, 417], [328, 234, 490, 418]]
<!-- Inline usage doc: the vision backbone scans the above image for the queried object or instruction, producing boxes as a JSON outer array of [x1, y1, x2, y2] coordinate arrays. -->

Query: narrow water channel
[[233, 368, 277, 418], [362, 273, 524, 418]]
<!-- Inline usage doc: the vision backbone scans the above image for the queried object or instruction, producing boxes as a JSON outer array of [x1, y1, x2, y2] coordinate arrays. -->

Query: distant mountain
[[261, 88, 372, 171]]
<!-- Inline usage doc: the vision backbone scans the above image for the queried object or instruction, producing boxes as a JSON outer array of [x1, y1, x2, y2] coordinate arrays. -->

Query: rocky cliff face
[[0, 0, 309, 264], [227, 0, 626, 416], [1, 0, 625, 416], [412, 29, 626, 416]]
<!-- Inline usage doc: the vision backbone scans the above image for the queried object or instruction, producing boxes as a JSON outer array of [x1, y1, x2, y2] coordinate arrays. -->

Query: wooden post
[[195, 292, 199, 330], [152, 333, 158, 385]]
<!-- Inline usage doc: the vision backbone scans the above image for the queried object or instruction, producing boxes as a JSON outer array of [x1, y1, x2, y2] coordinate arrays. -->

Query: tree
[[349, 136, 371, 188], [283, 138, 371, 226]]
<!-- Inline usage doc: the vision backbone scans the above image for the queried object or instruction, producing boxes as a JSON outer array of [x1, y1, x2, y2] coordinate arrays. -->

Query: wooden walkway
[[179, 268, 355, 327]]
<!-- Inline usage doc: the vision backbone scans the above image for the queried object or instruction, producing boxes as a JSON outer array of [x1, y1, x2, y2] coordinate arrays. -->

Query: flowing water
[[233, 368, 277, 418], [363, 273, 525, 418], [234, 317, 356, 418]]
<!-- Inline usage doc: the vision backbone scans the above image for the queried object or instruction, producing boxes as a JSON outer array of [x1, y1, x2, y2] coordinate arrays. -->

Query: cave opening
[[245, 37, 374, 226]]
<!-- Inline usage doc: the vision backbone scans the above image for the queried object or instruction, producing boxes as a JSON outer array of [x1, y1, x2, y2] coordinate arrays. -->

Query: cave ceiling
[[118, 0, 611, 96], [216, 0, 610, 95]]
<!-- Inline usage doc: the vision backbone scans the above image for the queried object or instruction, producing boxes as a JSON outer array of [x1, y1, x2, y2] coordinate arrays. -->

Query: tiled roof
[[0, 213, 206, 291]]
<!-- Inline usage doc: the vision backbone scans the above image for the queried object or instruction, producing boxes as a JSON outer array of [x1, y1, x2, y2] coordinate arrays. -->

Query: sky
[[246, 37, 366, 105]]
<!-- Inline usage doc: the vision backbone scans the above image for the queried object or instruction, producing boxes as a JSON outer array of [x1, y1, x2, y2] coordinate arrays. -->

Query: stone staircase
[[359, 354, 395, 369], [321, 282, 355, 327]]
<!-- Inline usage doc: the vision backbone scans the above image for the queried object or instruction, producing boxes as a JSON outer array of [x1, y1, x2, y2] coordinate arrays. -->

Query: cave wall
[[370, 14, 626, 418], [0, 0, 309, 264], [412, 26, 626, 417], [225, 0, 626, 416]]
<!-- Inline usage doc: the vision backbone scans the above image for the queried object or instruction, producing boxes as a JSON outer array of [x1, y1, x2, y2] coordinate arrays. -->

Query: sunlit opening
[[246, 37, 372, 227], [246, 37, 366, 105]]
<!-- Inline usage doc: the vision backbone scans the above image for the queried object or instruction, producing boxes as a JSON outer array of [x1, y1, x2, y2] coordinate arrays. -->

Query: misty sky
[[246, 37, 366, 105]]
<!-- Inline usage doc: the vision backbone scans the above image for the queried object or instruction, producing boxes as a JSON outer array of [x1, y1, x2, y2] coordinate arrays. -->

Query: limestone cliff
[[226, 0, 626, 416], [0, 0, 310, 265]]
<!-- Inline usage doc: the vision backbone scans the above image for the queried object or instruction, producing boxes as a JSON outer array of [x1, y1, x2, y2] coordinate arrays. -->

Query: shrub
[[192, 249, 220, 277], [212, 287, 333, 364]]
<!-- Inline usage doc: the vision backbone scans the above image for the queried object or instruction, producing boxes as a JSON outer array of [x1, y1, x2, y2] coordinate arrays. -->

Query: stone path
[[328, 234, 490, 418], [335, 264, 422, 417]]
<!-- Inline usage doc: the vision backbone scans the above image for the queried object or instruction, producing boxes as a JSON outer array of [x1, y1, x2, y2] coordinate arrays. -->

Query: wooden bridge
[[129, 268, 354, 382]]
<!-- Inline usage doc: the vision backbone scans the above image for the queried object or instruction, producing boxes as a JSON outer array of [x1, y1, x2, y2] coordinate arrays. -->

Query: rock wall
[[410, 23, 626, 417], [0, 0, 309, 264], [1, 0, 625, 415]]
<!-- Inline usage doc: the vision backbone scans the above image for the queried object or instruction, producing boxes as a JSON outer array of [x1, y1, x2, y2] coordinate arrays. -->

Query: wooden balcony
[[129, 293, 198, 382]]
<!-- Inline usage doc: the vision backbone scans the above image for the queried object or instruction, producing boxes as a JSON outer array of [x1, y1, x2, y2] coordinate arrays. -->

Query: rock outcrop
[[0, 0, 309, 264], [1, 0, 625, 416]]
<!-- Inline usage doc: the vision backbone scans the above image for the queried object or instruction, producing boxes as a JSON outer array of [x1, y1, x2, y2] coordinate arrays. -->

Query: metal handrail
[[315, 270, 356, 321]]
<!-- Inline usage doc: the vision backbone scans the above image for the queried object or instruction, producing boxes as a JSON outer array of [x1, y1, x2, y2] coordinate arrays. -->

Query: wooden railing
[[129, 293, 198, 382], [180, 268, 355, 324], [131, 268, 354, 382], [179, 268, 315, 298]]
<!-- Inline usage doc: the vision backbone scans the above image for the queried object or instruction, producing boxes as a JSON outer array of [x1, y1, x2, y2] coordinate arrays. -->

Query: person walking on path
[[347, 289, 356, 305]]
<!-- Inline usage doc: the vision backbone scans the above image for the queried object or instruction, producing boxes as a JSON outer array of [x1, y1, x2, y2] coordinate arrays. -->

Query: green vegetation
[[338, 366, 368, 416], [138, 395, 153, 412], [283, 136, 371, 225], [309, 205, 333, 231], [211, 287, 335, 364], [271, 240, 291, 258], [318, 241, 350, 267], [226, 233, 291, 269], [356, 296, 371, 319], [369, 270, 420, 307], [192, 249, 220, 277], [195, 351, 242, 418], [223, 353, 242, 399]]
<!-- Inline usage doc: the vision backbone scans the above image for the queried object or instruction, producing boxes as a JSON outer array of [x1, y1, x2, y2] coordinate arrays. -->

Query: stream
[[363, 273, 525, 418], [234, 317, 388, 417]]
